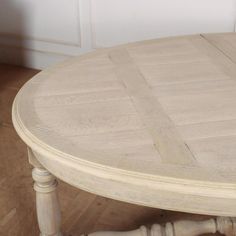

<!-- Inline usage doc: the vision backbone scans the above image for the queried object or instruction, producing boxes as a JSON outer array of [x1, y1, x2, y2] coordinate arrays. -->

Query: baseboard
[[0, 45, 75, 69]]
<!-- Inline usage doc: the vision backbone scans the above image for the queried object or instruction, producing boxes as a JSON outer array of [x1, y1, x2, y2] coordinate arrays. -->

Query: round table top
[[13, 33, 236, 216]]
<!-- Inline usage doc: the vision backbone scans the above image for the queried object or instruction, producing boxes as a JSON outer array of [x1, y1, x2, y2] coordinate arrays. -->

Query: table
[[12, 33, 236, 236]]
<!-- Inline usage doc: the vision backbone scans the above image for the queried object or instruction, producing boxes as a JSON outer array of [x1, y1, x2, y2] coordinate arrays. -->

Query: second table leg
[[32, 167, 62, 236]]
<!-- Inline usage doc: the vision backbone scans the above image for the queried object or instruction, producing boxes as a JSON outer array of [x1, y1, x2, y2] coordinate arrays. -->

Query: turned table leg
[[88, 217, 236, 236], [27, 148, 236, 236], [28, 147, 62, 236], [32, 167, 62, 236]]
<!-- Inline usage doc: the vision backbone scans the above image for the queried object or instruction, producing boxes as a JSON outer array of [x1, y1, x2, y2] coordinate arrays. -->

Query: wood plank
[[109, 49, 195, 165], [202, 33, 236, 63]]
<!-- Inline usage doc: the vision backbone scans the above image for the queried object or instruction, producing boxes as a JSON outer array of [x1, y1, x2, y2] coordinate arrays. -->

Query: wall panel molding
[[0, 45, 71, 69], [0, 0, 94, 69], [0, 32, 81, 47], [0, 0, 82, 47], [0, 34, 83, 56], [90, 0, 236, 48], [1, 0, 236, 69]]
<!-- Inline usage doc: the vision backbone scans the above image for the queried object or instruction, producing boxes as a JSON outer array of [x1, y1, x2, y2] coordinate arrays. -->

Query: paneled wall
[[0, 0, 235, 69]]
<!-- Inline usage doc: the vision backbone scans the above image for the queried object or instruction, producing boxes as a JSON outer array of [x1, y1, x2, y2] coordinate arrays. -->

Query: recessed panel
[[0, 0, 80, 45], [91, 0, 236, 47]]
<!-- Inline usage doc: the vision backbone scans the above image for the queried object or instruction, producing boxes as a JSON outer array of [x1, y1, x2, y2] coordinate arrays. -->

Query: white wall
[[0, 0, 235, 69]]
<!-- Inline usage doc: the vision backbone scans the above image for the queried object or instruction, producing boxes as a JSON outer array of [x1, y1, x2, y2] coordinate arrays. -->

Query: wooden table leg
[[88, 217, 236, 236], [28, 148, 62, 236], [28, 147, 236, 236], [32, 167, 62, 236]]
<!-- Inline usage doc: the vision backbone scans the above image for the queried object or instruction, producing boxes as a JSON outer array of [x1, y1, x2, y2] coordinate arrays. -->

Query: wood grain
[[11, 34, 236, 216], [109, 49, 195, 165], [0, 64, 219, 235]]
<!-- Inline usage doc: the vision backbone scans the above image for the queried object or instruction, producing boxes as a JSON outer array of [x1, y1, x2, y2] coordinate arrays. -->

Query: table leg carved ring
[[29, 152, 236, 236]]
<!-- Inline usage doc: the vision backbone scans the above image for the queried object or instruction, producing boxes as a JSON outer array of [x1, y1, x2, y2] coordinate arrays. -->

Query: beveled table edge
[[12, 81, 236, 216], [12, 33, 236, 216]]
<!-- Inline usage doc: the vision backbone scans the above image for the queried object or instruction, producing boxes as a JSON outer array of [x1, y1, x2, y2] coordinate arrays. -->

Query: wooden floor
[[0, 64, 220, 236]]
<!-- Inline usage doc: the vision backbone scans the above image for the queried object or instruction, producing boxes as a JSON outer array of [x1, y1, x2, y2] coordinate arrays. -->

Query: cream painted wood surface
[[29, 148, 62, 236], [12, 33, 236, 219]]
